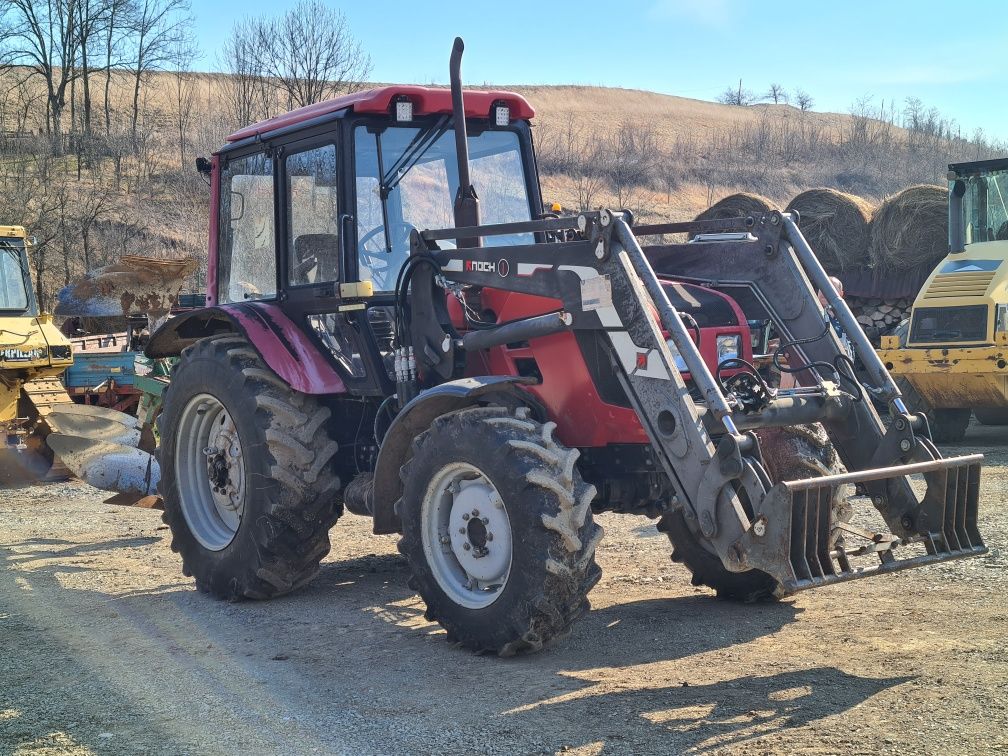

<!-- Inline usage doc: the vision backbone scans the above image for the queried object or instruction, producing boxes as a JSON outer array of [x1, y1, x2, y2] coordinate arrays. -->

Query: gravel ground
[[2, 422, 1007, 755]]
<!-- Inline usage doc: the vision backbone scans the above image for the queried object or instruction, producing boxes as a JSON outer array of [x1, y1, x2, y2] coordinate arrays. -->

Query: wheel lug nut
[[458, 527, 465, 534], [462, 513, 470, 521], [486, 533, 493, 542], [481, 516, 489, 524], [471, 509, 479, 517], [440, 536, 450, 545], [463, 543, 471, 551]]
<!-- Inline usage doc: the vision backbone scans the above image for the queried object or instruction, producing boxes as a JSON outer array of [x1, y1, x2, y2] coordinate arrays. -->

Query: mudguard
[[145, 303, 346, 395], [372, 376, 537, 534]]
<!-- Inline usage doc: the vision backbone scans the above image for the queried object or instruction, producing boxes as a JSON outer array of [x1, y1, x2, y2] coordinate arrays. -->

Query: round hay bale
[[785, 189, 874, 273], [694, 192, 778, 223], [869, 185, 948, 273]]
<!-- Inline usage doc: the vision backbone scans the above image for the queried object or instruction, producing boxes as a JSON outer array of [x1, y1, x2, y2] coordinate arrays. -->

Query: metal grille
[[909, 304, 989, 343], [920, 272, 995, 300]]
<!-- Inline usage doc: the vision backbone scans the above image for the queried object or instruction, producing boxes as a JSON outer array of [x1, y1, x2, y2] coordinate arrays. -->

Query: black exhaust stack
[[450, 37, 480, 247]]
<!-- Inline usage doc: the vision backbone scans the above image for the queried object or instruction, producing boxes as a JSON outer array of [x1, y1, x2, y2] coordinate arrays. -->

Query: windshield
[[959, 168, 1008, 244], [354, 124, 533, 290], [0, 243, 30, 311]]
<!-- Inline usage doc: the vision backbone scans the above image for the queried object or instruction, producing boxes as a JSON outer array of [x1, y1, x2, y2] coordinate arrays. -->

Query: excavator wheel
[[396, 405, 603, 656], [894, 377, 970, 443], [657, 423, 849, 602], [158, 334, 343, 600]]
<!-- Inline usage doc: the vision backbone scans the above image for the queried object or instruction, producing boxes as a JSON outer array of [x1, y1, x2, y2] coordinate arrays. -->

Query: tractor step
[[745, 454, 986, 595]]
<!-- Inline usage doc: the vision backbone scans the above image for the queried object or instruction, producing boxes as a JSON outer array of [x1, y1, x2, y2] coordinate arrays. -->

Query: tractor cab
[[207, 86, 541, 395]]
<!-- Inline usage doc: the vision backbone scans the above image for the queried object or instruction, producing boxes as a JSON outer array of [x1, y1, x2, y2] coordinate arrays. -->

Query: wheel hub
[[421, 463, 513, 609], [175, 393, 246, 551]]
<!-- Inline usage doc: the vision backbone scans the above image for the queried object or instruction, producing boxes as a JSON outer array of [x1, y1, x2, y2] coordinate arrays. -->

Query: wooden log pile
[[847, 295, 912, 332]]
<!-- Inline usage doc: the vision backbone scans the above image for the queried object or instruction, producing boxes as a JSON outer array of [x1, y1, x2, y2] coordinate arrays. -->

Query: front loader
[[145, 39, 986, 655]]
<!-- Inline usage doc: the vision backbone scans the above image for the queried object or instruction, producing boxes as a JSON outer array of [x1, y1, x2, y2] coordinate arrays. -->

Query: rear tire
[[158, 335, 342, 600], [658, 423, 847, 602], [975, 408, 1008, 426], [397, 405, 602, 655], [895, 377, 970, 443]]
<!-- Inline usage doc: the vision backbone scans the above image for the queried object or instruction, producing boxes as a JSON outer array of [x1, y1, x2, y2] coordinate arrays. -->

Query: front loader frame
[[397, 208, 986, 594]]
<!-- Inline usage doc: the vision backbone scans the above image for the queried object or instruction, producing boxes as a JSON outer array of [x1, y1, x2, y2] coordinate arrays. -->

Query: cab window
[[287, 144, 341, 286], [219, 152, 277, 303], [354, 124, 532, 291]]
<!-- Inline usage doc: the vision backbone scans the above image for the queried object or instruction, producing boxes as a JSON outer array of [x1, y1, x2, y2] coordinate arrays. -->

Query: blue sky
[[191, 0, 1008, 141]]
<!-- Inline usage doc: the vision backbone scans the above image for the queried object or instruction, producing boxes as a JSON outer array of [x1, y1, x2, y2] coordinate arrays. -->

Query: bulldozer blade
[[46, 433, 159, 496], [43, 409, 142, 448], [55, 255, 197, 319]]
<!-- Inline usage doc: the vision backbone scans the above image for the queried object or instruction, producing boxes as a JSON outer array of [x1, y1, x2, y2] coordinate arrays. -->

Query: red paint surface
[[206, 155, 220, 306], [226, 303, 346, 395], [467, 282, 753, 448], [226, 86, 535, 143]]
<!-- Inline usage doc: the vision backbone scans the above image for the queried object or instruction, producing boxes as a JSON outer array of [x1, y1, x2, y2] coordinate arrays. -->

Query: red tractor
[[147, 40, 986, 655]]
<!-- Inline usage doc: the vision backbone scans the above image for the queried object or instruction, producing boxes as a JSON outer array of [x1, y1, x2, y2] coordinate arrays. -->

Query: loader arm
[[403, 210, 986, 594]]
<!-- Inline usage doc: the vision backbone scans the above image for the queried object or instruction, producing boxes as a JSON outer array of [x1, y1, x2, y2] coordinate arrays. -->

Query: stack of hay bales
[[868, 185, 948, 273], [785, 189, 874, 274], [694, 193, 778, 222]]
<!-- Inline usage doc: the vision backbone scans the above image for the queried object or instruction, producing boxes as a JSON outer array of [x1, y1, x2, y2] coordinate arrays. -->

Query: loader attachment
[[739, 454, 985, 595]]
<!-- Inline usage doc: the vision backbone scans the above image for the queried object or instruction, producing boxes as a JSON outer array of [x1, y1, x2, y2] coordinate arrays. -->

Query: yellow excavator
[[1, 225, 157, 492]]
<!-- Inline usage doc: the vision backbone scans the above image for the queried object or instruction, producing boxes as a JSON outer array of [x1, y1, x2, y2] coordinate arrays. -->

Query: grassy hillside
[[0, 69, 1003, 308]]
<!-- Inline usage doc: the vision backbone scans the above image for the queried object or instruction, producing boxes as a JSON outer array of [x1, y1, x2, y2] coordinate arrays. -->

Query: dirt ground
[[2, 423, 1007, 755]]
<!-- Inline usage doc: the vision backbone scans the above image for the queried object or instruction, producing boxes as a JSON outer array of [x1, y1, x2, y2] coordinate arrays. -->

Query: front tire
[[397, 405, 602, 655], [158, 335, 342, 600], [658, 424, 848, 601]]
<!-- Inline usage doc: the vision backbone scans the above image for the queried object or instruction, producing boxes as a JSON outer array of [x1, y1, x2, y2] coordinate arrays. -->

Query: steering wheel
[[358, 222, 416, 287]]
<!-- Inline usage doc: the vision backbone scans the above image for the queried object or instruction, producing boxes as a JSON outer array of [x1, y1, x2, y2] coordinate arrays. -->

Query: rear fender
[[372, 376, 538, 534], [145, 302, 346, 395]]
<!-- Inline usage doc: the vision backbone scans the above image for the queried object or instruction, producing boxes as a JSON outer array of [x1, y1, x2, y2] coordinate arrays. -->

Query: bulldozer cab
[[0, 226, 37, 316]]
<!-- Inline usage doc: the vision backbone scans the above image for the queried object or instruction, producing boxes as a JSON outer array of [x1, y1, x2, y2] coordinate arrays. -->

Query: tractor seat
[[293, 233, 339, 284]]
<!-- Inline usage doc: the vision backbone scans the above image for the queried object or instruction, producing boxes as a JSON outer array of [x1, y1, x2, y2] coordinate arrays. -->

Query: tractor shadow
[[1, 543, 911, 754]]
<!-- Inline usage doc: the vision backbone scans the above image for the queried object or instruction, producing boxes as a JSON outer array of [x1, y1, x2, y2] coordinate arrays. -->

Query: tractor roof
[[0, 225, 27, 239], [226, 85, 535, 143]]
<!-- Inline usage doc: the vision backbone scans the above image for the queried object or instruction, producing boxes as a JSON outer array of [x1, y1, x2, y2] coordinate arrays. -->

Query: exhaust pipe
[[449, 37, 480, 247]]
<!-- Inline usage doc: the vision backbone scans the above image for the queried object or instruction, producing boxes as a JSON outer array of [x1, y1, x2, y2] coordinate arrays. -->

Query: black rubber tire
[[657, 423, 847, 602], [158, 334, 342, 600], [396, 405, 603, 656], [895, 377, 970, 443], [975, 408, 1008, 426]]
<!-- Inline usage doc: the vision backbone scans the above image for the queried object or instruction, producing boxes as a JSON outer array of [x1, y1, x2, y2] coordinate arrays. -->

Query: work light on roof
[[394, 98, 413, 122], [493, 102, 510, 127]]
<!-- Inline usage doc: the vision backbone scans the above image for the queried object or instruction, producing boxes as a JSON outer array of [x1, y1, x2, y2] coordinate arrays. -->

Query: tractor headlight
[[997, 304, 1008, 335], [717, 334, 742, 364]]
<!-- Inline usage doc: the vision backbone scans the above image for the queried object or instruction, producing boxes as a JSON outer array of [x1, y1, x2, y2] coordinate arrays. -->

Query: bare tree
[[100, 0, 130, 134], [765, 83, 788, 105], [219, 18, 269, 126], [1, 0, 81, 151], [716, 79, 757, 107], [125, 0, 192, 142], [169, 39, 196, 169], [794, 89, 814, 112], [255, 0, 371, 112]]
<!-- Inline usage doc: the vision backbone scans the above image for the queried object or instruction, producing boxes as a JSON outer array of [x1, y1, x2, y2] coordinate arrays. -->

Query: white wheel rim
[[175, 393, 246, 551], [420, 462, 512, 610]]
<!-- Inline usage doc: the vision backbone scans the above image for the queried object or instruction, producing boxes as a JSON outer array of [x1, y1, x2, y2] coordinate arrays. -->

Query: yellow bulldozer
[[1, 225, 158, 493], [879, 158, 1008, 442]]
